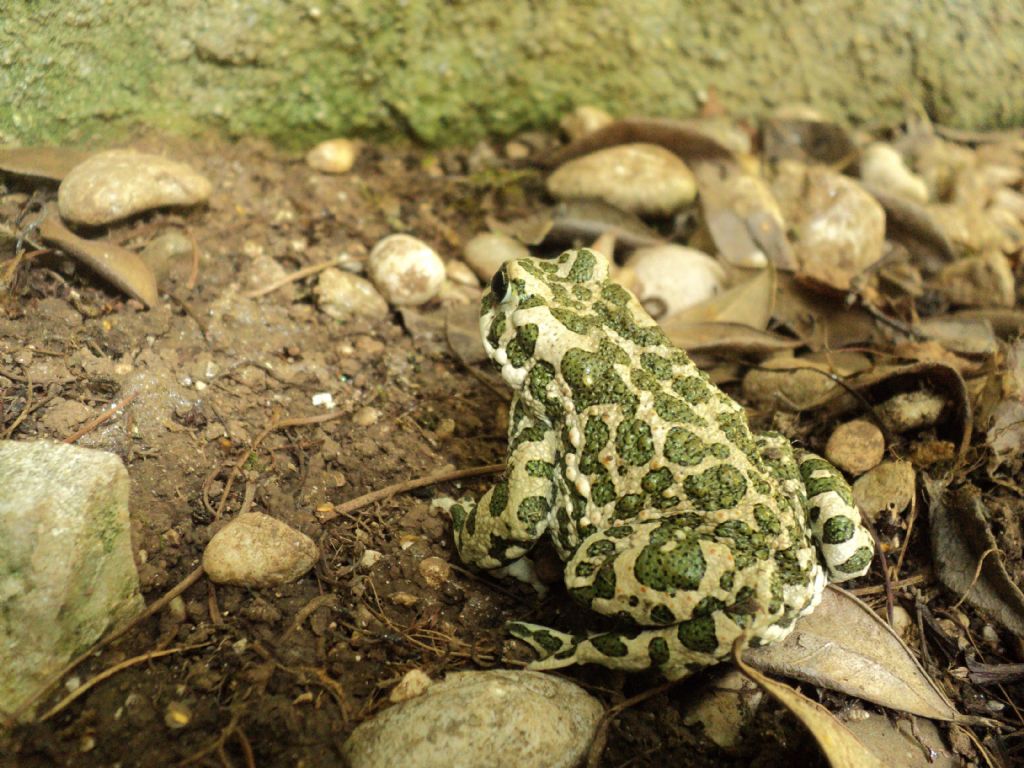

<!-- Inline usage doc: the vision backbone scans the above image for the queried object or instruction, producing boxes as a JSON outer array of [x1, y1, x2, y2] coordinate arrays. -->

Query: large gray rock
[[343, 670, 604, 768], [0, 440, 143, 721]]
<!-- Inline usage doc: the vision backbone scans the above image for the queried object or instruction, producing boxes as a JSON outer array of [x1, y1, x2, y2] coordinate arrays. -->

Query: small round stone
[[546, 143, 698, 217], [58, 150, 212, 226], [140, 229, 192, 284], [825, 419, 885, 476], [445, 259, 479, 287], [353, 406, 380, 427], [859, 143, 928, 204], [314, 268, 390, 321], [463, 232, 530, 281], [367, 234, 445, 306], [559, 105, 614, 141], [626, 244, 726, 318], [852, 460, 915, 523], [306, 138, 361, 174], [417, 556, 451, 588], [164, 701, 191, 729], [390, 669, 433, 703], [202, 513, 318, 587]]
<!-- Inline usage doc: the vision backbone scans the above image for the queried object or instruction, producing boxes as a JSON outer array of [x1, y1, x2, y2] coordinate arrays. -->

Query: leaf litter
[[3, 103, 1024, 768]]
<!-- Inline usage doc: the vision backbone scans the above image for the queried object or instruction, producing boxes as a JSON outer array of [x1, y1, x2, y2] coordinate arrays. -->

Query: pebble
[[877, 391, 946, 432], [353, 406, 380, 427], [367, 234, 445, 306], [390, 669, 433, 703], [625, 244, 726, 318], [359, 549, 383, 569], [315, 268, 390, 321], [58, 149, 212, 226], [792, 169, 886, 291], [852, 460, 916, 523], [445, 259, 479, 287], [742, 357, 840, 411], [936, 250, 1015, 308], [202, 513, 318, 588], [417, 556, 451, 588], [140, 229, 193, 284], [824, 419, 885, 476], [306, 138, 361, 174], [342, 670, 603, 768], [164, 701, 191, 729], [559, 105, 614, 141], [891, 605, 913, 639], [463, 232, 530, 281], [859, 143, 929, 204], [546, 143, 697, 217]]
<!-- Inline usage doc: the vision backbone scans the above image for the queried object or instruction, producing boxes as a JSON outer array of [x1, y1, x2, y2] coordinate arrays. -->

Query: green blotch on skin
[[801, 457, 855, 506], [664, 427, 707, 466], [672, 375, 712, 402], [822, 515, 855, 544], [505, 322, 539, 368], [566, 249, 597, 282], [575, 561, 595, 577], [530, 629, 566, 654], [615, 494, 644, 518], [754, 504, 782, 534], [634, 529, 705, 591], [600, 282, 632, 306], [571, 560, 617, 604], [605, 525, 634, 538], [550, 306, 594, 335], [450, 503, 467, 532], [517, 496, 550, 527], [677, 615, 719, 653], [641, 353, 674, 379], [489, 482, 510, 516], [525, 459, 554, 479], [616, 418, 655, 465], [591, 477, 617, 506], [835, 546, 873, 574], [716, 410, 759, 462], [590, 633, 629, 657], [630, 367, 661, 392], [654, 393, 702, 424], [641, 467, 674, 494], [561, 346, 639, 413], [486, 311, 506, 348], [650, 605, 675, 625], [648, 636, 670, 666], [587, 539, 617, 557], [683, 464, 748, 510]]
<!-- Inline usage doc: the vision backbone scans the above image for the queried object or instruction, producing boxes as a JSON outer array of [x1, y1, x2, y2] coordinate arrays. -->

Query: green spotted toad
[[436, 248, 873, 680]]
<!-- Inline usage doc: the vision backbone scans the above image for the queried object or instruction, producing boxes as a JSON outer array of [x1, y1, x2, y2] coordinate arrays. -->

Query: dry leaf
[[487, 199, 664, 250], [916, 316, 998, 358], [661, 265, 775, 329], [736, 644, 888, 768], [746, 587, 971, 723], [444, 302, 488, 366], [0, 146, 92, 181], [661, 322, 800, 355], [843, 713, 958, 768], [773, 272, 880, 350], [861, 181, 957, 269], [761, 118, 859, 169], [37, 205, 158, 307], [923, 478, 1024, 638]]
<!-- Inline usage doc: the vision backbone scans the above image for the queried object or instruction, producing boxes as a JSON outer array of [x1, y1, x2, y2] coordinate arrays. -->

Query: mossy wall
[[3, 1, 1022, 148]]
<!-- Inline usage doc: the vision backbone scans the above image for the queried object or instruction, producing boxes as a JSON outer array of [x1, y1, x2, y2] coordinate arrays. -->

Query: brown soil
[[0, 134, 969, 768]]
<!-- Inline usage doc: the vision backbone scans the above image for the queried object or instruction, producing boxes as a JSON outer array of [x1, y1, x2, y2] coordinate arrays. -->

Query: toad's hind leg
[[508, 621, 721, 680]]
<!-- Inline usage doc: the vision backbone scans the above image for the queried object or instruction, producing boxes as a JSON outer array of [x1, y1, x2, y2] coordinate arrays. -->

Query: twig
[[848, 571, 929, 596], [586, 678, 679, 768], [894, 491, 918, 580], [951, 547, 998, 610], [63, 391, 138, 443], [186, 229, 201, 290], [214, 411, 347, 520], [240, 259, 341, 299], [40, 644, 207, 721], [864, 519, 895, 626], [316, 463, 505, 523]]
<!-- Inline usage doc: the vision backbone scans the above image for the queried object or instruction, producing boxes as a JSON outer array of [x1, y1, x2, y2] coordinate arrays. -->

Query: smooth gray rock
[[343, 670, 604, 768], [0, 439, 143, 721]]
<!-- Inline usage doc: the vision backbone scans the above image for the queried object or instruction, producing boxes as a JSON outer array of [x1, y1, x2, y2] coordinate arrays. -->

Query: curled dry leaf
[[660, 322, 800, 355], [536, 117, 737, 170], [661, 265, 775, 329], [695, 164, 795, 269], [746, 587, 973, 723], [0, 146, 92, 181], [760, 118, 859, 169], [843, 713, 959, 768], [774, 273, 879, 349], [486, 199, 664, 250], [860, 181, 957, 269], [736, 644, 888, 768], [37, 205, 158, 307], [923, 478, 1024, 639], [916, 316, 999, 358]]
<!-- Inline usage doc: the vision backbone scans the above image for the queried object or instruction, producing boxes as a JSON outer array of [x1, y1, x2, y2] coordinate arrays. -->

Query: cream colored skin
[[437, 249, 873, 679]]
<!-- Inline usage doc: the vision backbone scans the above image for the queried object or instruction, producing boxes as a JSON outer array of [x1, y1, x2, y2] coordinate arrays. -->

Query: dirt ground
[[0, 132, 1018, 767]]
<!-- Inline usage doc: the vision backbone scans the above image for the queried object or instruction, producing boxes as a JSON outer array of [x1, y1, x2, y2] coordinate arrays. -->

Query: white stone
[[559, 105, 614, 141], [315, 267, 390, 321], [860, 143, 929, 204], [306, 138, 361, 174], [343, 670, 603, 768], [203, 513, 317, 587], [546, 143, 697, 217], [0, 440, 143, 721], [367, 234, 446, 306], [58, 150, 212, 226], [626, 244, 726, 318], [463, 232, 530, 281]]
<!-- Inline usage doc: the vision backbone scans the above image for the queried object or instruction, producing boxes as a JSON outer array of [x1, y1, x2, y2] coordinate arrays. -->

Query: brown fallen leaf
[[843, 712, 959, 768], [487, 199, 664, 251], [536, 117, 738, 170], [736, 642, 888, 768], [773, 273, 880, 350], [0, 146, 92, 181], [761, 118, 859, 169], [916, 315, 999, 358], [37, 205, 158, 307], [444, 301, 488, 367], [861, 181, 957, 269], [746, 587, 976, 723], [661, 265, 775, 329], [923, 478, 1024, 639], [661, 322, 800, 355]]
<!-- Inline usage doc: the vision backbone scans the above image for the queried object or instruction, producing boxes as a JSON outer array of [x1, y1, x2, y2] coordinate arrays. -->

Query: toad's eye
[[490, 266, 509, 301]]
